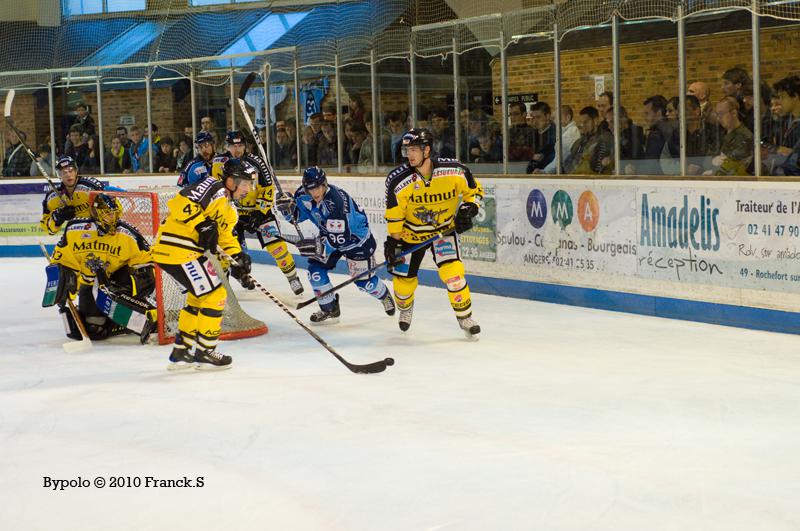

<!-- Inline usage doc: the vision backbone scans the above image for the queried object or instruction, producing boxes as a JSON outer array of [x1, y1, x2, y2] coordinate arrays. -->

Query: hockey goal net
[[90, 190, 268, 345]]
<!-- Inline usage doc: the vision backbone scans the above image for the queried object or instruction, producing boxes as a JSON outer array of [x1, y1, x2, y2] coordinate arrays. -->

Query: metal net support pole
[[96, 76, 105, 175]]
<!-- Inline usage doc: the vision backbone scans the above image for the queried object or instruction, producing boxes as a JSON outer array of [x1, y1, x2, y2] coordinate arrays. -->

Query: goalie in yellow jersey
[[212, 130, 303, 295], [153, 158, 255, 371], [44, 193, 156, 343], [384, 128, 483, 338]]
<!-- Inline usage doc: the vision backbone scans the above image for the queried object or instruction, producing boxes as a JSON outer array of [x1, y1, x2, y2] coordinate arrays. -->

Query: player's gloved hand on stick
[[384, 236, 403, 270], [85, 255, 110, 285], [195, 219, 219, 252], [454, 202, 479, 234], [296, 236, 325, 259], [244, 210, 267, 233], [274, 193, 296, 220], [230, 252, 255, 290], [52, 206, 76, 226]]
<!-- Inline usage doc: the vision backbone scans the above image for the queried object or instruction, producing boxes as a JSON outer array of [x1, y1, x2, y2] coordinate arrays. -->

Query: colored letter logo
[[551, 190, 573, 229], [577, 190, 600, 232], [526, 189, 547, 229]]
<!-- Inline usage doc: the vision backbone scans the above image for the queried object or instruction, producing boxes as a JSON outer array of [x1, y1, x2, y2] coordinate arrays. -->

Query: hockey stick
[[236, 72, 305, 239], [295, 230, 456, 310], [4, 90, 65, 204], [38, 242, 93, 353], [217, 247, 394, 374]]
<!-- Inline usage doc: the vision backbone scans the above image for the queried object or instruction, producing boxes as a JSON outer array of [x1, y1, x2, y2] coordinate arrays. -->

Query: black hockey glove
[[244, 210, 267, 234], [274, 193, 296, 220], [296, 236, 325, 260], [52, 206, 76, 226], [384, 236, 403, 270], [454, 202, 479, 234], [54, 266, 77, 306], [195, 219, 219, 252], [229, 251, 254, 289]]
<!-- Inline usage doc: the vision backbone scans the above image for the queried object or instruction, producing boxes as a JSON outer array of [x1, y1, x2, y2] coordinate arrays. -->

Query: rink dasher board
[[3, 175, 800, 334]]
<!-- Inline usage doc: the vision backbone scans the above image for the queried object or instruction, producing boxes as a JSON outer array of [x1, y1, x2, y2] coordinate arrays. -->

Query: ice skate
[[310, 294, 340, 325], [398, 302, 413, 332], [380, 292, 396, 316], [167, 346, 195, 371], [194, 347, 232, 371], [288, 275, 304, 295], [457, 316, 481, 339]]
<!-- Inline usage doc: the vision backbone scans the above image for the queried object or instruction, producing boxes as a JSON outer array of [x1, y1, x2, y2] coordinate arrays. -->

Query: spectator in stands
[[770, 75, 800, 176], [721, 67, 754, 132], [322, 103, 337, 125], [175, 137, 192, 171], [607, 106, 644, 174], [200, 116, 214, 133], [73, 103, 96, 138], [317, 121, 338, 167], [470, 127, 502, 163], [105, 135, 131, 173], [116, 126, 131, 149], [300, 125, 318, 166], [309, 112, 324, 139], [665, 95, 717, 175], [275, 126, 297, 169], [156, 136, 177, 173], [688, 81, 713, 121], [348, 120, 369, 166], [64, 125, 90, 171], [342, 118, 355, 164], [348, 93, 366, 124], [541, 105, 581, 174], [146, 123, 161, 148], [30, 144, 53, 177], [666, 97, 680, 123], [3, 129, 30, 177], [129, 125, 158, 173], [706, 96, 753, 176], [636, 95, 674, 174], [387, 112, 406, 163], [84, 136, 101, 174], [596, 91, 613, 132], [508, 102, 534, 162], [526, 101, 556, 174], [461, 107, 488, 159], [430, 108, 456, 159], [564, 106, 613, 175], [285, 118, 297, 147]]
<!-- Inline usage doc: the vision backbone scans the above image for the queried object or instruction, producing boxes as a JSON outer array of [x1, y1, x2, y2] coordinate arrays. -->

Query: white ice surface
[[1, 257, 800, 531]]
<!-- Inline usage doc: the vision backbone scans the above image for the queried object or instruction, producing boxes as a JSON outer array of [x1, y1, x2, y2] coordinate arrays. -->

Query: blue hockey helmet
[[195, 131, 214, 146], [225, 130, 245, 145], [302, 166, 327, 192]]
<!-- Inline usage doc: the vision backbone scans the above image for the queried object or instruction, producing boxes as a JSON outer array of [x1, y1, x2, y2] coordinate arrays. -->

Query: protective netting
[[2, 1, 799, 92], [93, 190, 267, 345]]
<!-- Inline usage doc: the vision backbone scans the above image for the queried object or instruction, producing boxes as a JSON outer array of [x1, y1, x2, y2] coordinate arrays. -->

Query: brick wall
[[494, 26, 798, 126]]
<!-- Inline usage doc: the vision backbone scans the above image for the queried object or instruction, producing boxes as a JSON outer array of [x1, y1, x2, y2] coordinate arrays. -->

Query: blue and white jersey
[[177, 155, 213, 187], [292, 184, 371, 253]]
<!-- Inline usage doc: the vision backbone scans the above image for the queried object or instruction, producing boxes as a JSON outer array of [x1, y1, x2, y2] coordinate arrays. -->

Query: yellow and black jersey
[[213, 151, 276, 216], [385, 157, 483, 243], [51, 218, 152, 287], [40, 177, 105, 235], [152, 177, 241, 265]]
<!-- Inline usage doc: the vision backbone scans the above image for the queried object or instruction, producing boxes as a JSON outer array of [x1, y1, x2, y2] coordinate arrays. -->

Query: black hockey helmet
[[55, 155, 78, 172], [225, 130, 245, 145], [401, 128, 434, 160], [222, 158, 255, 186], [90, 193, 123, 234]]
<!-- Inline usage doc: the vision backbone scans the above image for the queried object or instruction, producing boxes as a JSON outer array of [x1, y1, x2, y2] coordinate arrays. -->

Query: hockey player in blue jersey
[[275, 167, 395, 323], [177, 131, 215, 187]]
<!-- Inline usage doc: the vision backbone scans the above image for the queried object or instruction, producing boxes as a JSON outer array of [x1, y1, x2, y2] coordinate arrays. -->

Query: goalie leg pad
[[94, 284, 156, 336]]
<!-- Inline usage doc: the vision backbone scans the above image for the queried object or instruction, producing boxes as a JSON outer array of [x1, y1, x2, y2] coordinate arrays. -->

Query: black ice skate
[[380, 292, 396, 316], [288, 275, 304, 295], [310, 294, 340, 325], [398, 302, 414, 332], [167, 346, 196, 371], [194, 348, 233, 371], [457, 316, 481, 339]]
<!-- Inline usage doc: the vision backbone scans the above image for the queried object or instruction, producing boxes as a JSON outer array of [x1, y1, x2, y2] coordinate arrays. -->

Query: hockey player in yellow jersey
[[153, 158, 255, 370], [384, 128, 483, 338], [212, 130, 303, 295], [40, 156, 105, 235], [46, 193, 156, 342]]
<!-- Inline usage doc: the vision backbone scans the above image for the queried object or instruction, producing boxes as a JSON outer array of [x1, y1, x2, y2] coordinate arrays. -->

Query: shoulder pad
[[385, 164, 412, 187], [64, 218, 98, 232], [77, 176, 105, 190]]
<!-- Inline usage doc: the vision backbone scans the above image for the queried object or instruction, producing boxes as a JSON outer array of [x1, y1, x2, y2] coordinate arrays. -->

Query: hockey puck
[[385, 358, 395, 366]]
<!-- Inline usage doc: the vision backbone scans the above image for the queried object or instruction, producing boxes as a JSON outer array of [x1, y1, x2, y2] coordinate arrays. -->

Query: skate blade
[[167, 361, 196, 371], [194, 363, 232, 371], [462, 330, 480, 341], [310, 317, 340, 326], [63, 338, 92, 353]]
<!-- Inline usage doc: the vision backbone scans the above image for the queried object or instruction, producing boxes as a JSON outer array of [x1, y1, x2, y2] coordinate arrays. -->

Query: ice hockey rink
[[2, 257, 800, 531]]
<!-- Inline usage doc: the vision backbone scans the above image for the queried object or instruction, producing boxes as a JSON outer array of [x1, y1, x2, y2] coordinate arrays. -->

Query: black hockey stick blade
[[239, 72, 257, 100]]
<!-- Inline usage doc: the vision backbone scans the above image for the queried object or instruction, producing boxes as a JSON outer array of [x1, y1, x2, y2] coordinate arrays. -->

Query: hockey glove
[[195, 219, 219, 252], [454, 202, 479, 234], [243, 210, 267, 234], [230, 252, 254, 289], [274, 193, 297, 220], [296, 236, 325, 260], [51, 206, 76, 226], [384, 236, 403, 270]]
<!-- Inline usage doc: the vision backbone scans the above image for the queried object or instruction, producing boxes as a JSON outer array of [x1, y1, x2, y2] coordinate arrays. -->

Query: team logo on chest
[[413, 205, 448, 226]]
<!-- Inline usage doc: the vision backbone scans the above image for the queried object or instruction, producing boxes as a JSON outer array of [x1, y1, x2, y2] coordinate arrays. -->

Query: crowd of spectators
[[3, 69, 799, 178]]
